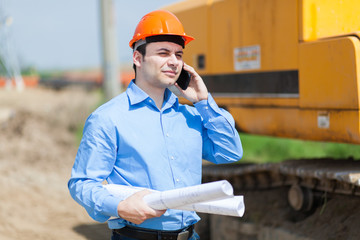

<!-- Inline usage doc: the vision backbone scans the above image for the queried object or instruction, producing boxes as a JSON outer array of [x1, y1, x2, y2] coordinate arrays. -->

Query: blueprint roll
[[104, 181, 245, 217], [143, 180, 233, 210], [178, 196, 245, 217]]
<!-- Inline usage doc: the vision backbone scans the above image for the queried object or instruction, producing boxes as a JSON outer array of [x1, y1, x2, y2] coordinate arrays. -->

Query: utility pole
[[100, 0, 121, 100]]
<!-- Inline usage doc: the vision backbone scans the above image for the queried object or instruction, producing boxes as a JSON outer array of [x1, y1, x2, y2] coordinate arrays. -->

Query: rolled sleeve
[[102, 194, 121, 218], [194, 93, 243, 164], [194, 94, 221, 118]]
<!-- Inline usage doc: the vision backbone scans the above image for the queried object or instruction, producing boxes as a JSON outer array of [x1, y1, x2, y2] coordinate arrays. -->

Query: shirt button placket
[[165, 132, 180, 184]]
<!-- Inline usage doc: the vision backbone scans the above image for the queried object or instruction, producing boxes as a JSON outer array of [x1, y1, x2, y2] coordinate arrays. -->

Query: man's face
[[137, 41, 184, 89]]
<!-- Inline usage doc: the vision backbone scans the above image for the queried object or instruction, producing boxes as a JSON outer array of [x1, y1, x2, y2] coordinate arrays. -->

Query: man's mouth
[[162, 70, 177, 77]]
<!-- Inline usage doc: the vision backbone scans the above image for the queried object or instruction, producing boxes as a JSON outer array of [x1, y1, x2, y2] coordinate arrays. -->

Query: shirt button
[[170, 156, 175, 160], [176, 179, 180, 182], [166, 133, 170, 137], [205, 106, 208, 110]]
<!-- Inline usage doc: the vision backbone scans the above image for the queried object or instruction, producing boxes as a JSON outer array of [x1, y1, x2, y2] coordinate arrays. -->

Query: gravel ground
[[0, 86, 111, 240]]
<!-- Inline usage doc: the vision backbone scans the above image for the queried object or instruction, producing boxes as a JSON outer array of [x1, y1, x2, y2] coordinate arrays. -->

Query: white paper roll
[[104, 180, 245, 217]]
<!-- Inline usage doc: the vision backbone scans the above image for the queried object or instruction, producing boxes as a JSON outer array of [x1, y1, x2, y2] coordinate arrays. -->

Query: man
[[68, 10, 243, 240]]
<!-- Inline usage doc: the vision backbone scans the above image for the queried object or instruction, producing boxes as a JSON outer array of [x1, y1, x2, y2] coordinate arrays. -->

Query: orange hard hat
[[129, 10, 194, 49]]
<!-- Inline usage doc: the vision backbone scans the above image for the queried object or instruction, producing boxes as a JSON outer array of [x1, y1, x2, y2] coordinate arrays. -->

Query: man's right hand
[[117, 190, 166, 225]]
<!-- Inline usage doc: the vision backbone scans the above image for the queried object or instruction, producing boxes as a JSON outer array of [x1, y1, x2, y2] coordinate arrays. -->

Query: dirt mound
[[0, 87, 110, 240]]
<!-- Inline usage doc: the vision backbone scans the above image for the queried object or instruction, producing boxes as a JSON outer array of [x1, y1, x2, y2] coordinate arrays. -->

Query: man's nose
[[167, 54, 179, 66]]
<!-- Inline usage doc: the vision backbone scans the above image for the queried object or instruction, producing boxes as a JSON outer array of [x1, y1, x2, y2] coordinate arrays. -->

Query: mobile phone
[[177, 68, 191, 90]]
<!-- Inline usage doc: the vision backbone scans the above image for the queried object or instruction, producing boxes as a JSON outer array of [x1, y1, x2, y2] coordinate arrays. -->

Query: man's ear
[[133, 50, 142, 68]]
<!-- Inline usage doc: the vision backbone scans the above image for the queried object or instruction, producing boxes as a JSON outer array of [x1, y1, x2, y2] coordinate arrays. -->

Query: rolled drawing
[[178, 196, 245, 217], [104, 184, 150, 198], [104, 180, 245, 217], [143, 180, 234, 210]]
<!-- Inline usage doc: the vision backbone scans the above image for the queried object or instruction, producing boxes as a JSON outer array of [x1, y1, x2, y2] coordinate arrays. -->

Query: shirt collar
[[126, 80, 179, 110], [126, 80, 149, 105], [163, 87, 179, 110]]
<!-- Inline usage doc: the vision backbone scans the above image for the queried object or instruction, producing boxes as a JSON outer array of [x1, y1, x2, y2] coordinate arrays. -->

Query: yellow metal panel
[[299, 36, 360, 109], [300, 0, 360, 41], [167, 0, 299, 74], [234, 0, 299, 72], [228, 107, 303, 137], [229, 107, 360, 144], [206, 0, 237, 73], [208, 0, 299, 73]]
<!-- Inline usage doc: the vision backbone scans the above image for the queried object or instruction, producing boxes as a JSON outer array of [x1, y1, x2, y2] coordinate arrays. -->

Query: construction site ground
[[0, 86, 110, 240], [1, 86, 360, 240]]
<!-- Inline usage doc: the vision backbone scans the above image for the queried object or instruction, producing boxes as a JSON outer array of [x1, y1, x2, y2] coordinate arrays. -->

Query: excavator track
[[197, 158, 360, 240], [202, 158, 360, 196]]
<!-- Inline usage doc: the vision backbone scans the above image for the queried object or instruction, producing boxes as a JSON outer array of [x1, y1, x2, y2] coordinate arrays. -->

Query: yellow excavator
[[165, 0, 360, 144], [163, 1, 360, 239]]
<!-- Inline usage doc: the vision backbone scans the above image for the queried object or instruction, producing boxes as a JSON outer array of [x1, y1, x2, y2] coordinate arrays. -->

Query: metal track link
[[202, 158, 360, 196]]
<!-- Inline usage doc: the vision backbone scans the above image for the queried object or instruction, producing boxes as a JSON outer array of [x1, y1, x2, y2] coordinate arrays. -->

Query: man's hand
[[175, 63, 208, 104], [117, 190, 166, 225]]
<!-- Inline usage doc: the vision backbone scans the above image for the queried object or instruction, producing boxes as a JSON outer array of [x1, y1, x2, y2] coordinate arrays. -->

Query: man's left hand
[[175, 63, 208, 104]]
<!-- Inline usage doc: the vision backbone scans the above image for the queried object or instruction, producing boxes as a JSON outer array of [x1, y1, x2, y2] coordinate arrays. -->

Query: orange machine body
[[164, 0, 360, 144]]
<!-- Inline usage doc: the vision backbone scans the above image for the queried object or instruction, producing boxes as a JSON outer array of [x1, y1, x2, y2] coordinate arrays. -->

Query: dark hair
[[132, 44, 146, 76]]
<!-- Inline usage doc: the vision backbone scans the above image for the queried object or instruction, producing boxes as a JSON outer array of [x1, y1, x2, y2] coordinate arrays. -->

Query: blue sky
[[5, 0, 181, 71]]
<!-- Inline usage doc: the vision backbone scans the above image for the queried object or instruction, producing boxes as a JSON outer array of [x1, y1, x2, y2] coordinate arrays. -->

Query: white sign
[[318, 112, 330, 129], [234, 45, 261, 71]]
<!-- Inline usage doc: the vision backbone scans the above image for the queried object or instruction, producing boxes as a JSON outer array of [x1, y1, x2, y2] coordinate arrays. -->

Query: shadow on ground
[[73, 223, 111, 240]]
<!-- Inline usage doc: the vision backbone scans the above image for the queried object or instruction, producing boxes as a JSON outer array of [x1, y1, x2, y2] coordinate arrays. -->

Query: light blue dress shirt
[[68, 80, 242, 230]]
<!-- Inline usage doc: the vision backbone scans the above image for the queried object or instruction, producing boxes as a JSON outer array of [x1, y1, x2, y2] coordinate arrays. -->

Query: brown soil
[[239, 187, 360, 240], [0, 87, 110, 240]]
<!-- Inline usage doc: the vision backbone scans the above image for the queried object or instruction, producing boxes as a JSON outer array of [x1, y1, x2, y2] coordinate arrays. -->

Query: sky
[[4, 0, 182, 71]]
